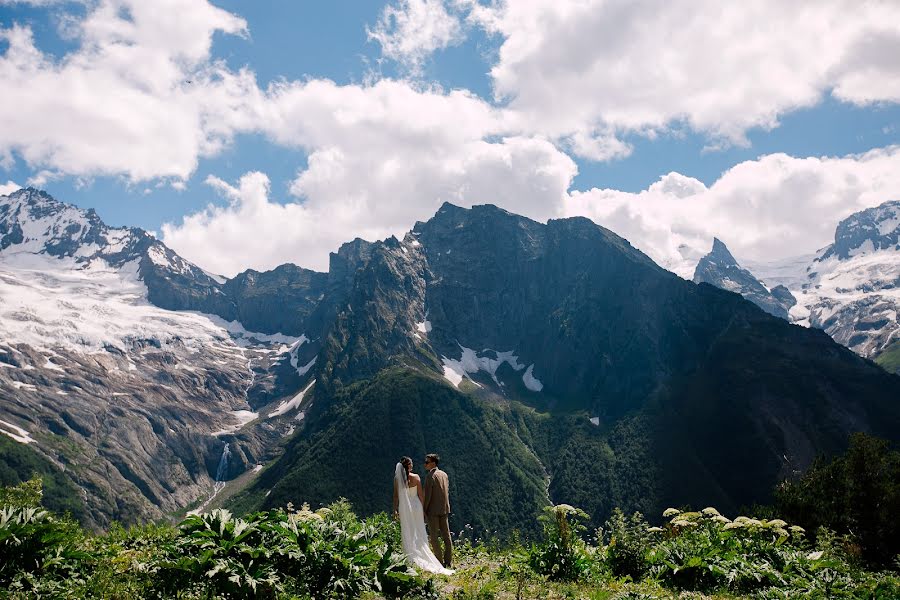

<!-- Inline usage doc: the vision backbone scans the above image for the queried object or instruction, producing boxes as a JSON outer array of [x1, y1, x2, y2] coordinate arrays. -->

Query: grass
[[875, 340, 900, 374]]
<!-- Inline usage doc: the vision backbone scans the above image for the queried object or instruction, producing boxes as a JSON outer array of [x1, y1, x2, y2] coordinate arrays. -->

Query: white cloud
[[565, 147, 900, 277], [167, 146, 900, 279], [566, 129, 632, 162], [470, 0, 900, 151], [0, 0, 254, 182], [162, 128, 575, 275], [6, 0, 900, 280], [367, 0, 465, 72], [0, 180, 21, 195], [160, 77, 575, 276]]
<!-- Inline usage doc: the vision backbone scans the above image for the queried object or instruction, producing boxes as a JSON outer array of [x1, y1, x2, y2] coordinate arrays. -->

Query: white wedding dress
[[394, 463, 453, 575]]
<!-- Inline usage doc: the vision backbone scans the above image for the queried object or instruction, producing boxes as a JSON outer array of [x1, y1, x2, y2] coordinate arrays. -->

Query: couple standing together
[[392, 453, 454, 575]]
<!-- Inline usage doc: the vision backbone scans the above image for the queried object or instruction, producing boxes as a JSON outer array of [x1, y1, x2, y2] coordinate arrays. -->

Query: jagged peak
[[818, 199, 900, 262], [708, 237, 739, 265]]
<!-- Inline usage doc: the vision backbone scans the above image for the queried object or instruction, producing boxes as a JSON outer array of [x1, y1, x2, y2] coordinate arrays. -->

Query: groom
[[423, 453, 452, 568]]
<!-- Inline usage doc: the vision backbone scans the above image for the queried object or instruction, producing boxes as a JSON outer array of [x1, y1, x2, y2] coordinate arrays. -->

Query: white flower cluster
[[651, 506, 805, 541]]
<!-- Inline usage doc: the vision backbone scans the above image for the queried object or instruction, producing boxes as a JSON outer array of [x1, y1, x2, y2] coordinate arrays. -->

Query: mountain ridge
[[3, 188, 900, 535], [231, 201, 900, 533]]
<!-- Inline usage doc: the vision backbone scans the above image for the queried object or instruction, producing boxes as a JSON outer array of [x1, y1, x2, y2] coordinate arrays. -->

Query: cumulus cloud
[[565, 147, 900, 277], [468, 0, 900, 150], [159, 76, 577, 276], [6, 0, 900, 279], [0, 0, 255, 182], [367, 0, 466, 72], [162, 128, 576, 275], [0, 180, 22, 195], [166, 146, 900, 278]]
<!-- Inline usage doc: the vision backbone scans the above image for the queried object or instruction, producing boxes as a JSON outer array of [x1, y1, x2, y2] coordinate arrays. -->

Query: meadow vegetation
[[2, 434, 899, 599]]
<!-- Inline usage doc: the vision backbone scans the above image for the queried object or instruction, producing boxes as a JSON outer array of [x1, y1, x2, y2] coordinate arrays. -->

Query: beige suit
[[423, 467, 452, 567]]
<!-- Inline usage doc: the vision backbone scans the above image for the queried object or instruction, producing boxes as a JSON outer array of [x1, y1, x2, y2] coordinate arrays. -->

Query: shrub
[[155, 508, 281, 598], [641, 506, 892, 595], [527, 504, 592, 581], [776, 432, 900, 567], [0, 480, 89, 593], [600, 508, 652, 579], [0, 477, 42, 509], [153, 502, 428, 599]]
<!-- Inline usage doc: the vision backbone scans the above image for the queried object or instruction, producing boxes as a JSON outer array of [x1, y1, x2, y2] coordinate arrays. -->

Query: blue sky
[[1, 1, 899, 275]]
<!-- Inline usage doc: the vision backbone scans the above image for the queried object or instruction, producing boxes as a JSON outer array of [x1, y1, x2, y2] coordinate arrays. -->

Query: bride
[[393, 456, 453, 575]]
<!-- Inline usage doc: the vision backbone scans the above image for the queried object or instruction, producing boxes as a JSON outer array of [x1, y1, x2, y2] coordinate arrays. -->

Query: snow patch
[[442, 362, 465, 387], [43, 357, 64, 372], [212, 410, 259, 436], [269, 379, 315, 418], [440, 345, 526, 388], [146, 244, 170, 268], [201, 269, 228, 285], [0, 419, 34, 444], [287, 336, 314, 376], [0, 253, 301, 356], [216, 319, 303, 347], [849, 239, 875, 257], [877, 212, 900, 236], [589, 417, 600, 426], [523, 364, 544, 392], [416, 320, 432, 334]]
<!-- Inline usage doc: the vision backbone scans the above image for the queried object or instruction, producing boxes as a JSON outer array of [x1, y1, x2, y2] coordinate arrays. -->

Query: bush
[[0, 482, 434, 600], [527, 504, 593, 581], [641, 506, 900, 596], [155, 502, 428, 599], [2, 477, 900, 599], [0, 506, 90, 594], [600, 508, 652, 579], [776, 432, 900, 567], [0, 477, 42, 509], [156, 508, 282, 598], [0, 478, 90, 594]]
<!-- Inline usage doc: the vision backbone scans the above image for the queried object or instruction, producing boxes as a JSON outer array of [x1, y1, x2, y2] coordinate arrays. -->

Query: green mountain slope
[[232, 367, 550, 536], [876, 340, 900, 374], [0, 435, 86, 520]]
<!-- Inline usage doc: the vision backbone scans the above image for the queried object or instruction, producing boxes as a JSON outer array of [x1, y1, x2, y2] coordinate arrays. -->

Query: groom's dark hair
[[426, 453, 440, 466]]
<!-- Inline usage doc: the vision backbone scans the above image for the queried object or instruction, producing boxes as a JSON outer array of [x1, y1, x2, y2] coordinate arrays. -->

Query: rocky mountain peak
[[693, 238, 795, 320], [793, 200, 900, 360], [820, 200, 900, 261], [0, 187, 140, 262], [708, 237, 738, 265]]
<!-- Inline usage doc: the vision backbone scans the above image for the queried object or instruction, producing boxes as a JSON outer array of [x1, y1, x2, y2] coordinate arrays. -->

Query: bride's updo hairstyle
[[400, 456, 413, 484]]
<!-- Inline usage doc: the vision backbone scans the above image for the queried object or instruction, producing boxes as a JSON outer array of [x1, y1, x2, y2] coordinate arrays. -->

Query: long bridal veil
[[394, 463, 453, 575]]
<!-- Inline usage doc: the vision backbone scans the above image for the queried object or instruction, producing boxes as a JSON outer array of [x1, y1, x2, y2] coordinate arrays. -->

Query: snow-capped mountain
[[791, 201, 900, 360], [693, 201, 900, 366], [693, 238, 796, 319], [0, 189, 314, 527]]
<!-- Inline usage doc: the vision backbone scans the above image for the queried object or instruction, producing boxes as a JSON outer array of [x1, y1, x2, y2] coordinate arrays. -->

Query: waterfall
[[214, 442, 231, 493], [188, 442, 232, 515]]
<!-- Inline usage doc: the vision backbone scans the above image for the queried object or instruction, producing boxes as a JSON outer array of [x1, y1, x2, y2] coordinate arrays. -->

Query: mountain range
[[2, 188, 900, 535], [694, 201, 900, 373]]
